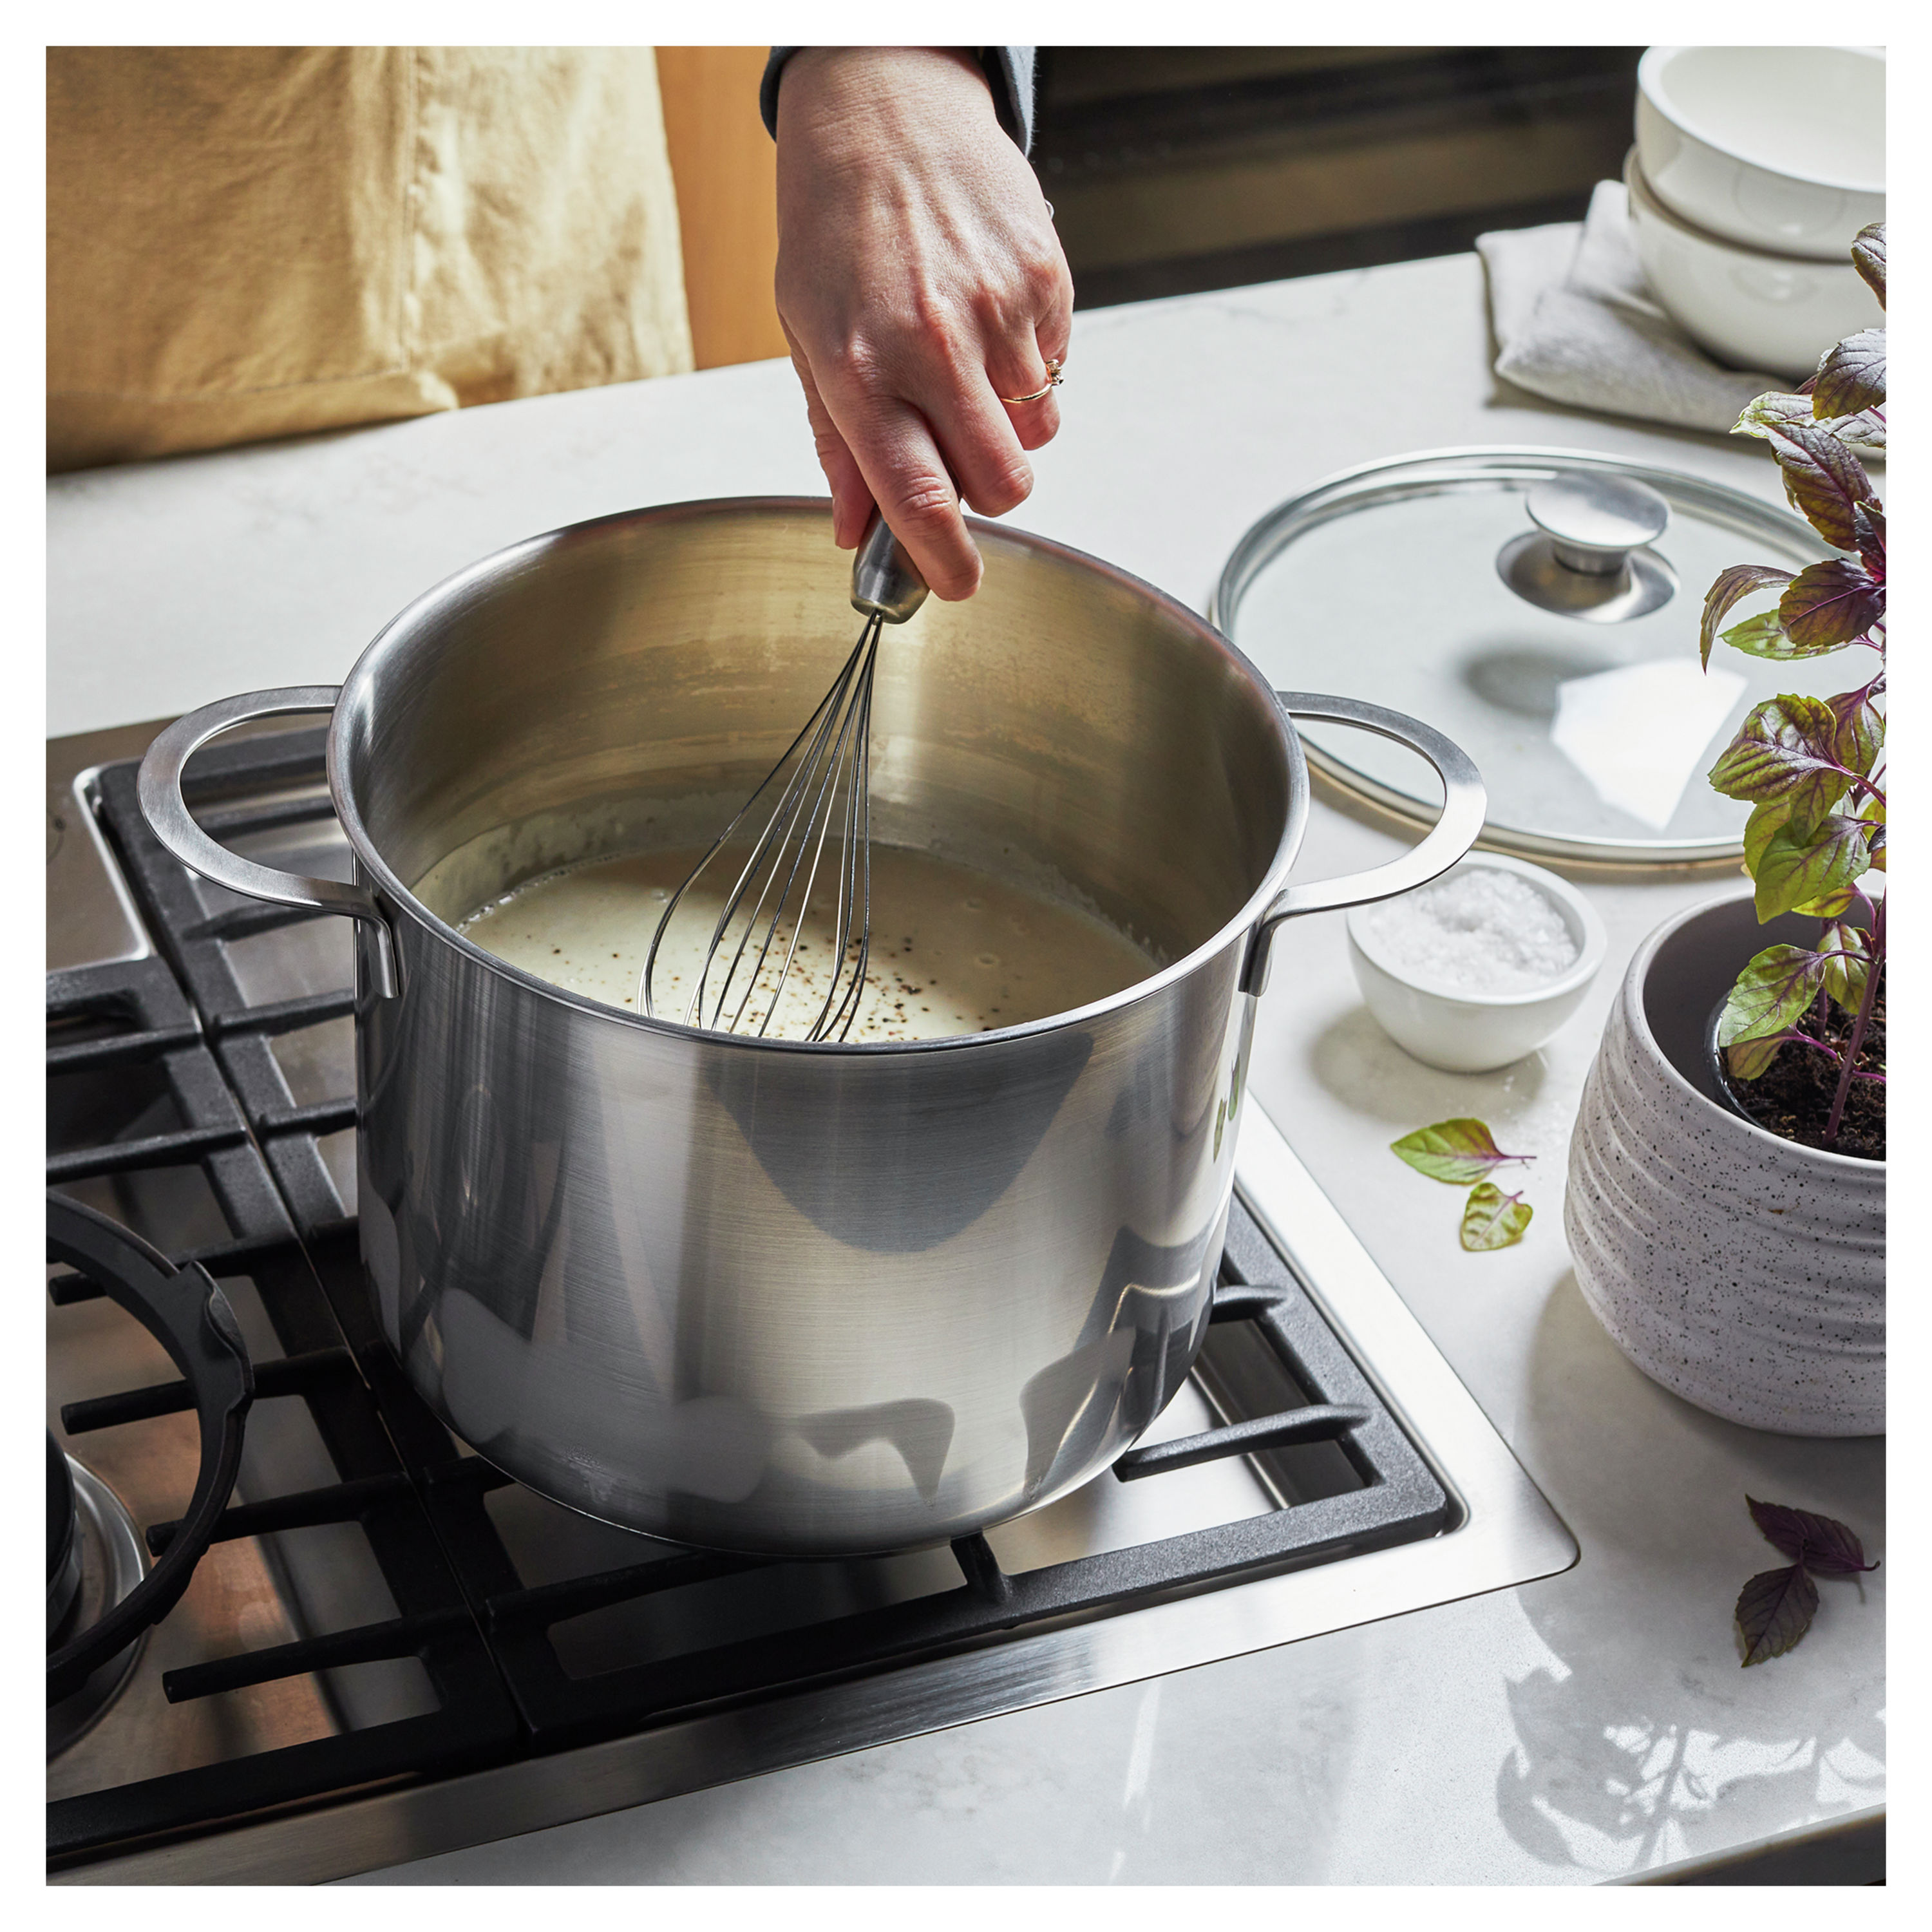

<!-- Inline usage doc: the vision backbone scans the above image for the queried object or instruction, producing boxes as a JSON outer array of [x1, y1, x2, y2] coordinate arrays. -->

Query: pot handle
[[137, 687, 402, 999], [1241, 692, 1486, 996]]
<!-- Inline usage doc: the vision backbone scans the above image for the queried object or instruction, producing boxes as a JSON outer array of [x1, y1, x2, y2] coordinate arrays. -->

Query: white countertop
[[48, 251, 1884, 1884]]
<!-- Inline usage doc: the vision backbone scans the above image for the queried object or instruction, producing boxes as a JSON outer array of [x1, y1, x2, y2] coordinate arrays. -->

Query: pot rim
[[325, 495, 1313, 1056], [1624, 884, 1886, 1172]]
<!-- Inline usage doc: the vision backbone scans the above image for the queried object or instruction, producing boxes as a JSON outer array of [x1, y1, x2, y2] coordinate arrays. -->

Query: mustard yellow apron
[[48, 48, 694, 471]]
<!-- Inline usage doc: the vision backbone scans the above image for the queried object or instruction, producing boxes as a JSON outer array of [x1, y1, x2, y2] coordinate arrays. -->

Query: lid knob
[[1526, 475, 1671, 576]]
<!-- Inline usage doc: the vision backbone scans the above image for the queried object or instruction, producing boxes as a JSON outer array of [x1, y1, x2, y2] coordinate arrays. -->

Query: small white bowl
[[1624, 150, 1883, 381], [1346, 853, 1607, 1074], [1636, 45, 1884, 260]]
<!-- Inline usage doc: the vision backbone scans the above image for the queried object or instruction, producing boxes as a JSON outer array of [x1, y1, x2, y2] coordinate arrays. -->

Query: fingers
[[781, 319, 873, 549], [785, 316, 983, 594], [987, 247, 1075, 454], [920, 350, 1035, 520], [848, 397, 983, 600], [1034, 246, 1075, 372], [989, 339, 1062, 451]]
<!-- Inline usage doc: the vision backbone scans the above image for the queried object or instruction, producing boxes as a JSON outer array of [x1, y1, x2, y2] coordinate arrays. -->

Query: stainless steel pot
[[139, 500, 1482, 1557]]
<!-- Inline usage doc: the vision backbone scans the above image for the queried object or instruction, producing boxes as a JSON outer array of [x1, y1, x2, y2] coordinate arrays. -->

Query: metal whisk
[[641, 513, 929, 1039]]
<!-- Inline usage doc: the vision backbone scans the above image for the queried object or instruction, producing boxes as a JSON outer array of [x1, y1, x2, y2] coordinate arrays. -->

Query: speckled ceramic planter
[[1566, 889, 1884, 1435]]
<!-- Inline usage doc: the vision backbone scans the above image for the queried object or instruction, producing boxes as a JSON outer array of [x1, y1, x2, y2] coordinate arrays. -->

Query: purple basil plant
[[1700, 223, 1886, 1153]]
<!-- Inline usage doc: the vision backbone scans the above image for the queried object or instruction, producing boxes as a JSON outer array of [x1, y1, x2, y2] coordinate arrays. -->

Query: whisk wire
[[737, 621, 876, 1037], [643, 512, 925, 1042], [712, 627, 863, 1034], [641, 614, 884, 1040], [818, 646, 876, 1042]]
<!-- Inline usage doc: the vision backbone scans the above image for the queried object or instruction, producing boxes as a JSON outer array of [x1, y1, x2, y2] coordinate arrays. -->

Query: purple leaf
[[1736, 1564, 1819, 1665], [1812, 328, 1886, 418], [1716, 945, 1829, 1050], [1390, 1119, 1533, 1186], [1701, 564, 1794, 668], [1767, 421, 1873, 550], [1852, 502, 1884, 580], [1709, 696, 1854, 824], [1827, 690, 1884, 776], [1779, 560, 1884, 650], [1751, 813, 1870, 923], [1851, 222, 1885, 307], [1831, 409, 1886, 457], [1459, 1183, 1532, 1253], [1748, 1497, 1879, 1577]]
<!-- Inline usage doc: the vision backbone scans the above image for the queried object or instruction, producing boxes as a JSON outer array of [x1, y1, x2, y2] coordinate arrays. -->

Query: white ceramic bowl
[[1346, 853, 1607, 1075], [1636, 45, 1884, 260], [1624, 150, 1884, 381]]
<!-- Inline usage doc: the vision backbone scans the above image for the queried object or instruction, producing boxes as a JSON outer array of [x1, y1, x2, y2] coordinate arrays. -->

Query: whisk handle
[[851, 511, 930, 623]]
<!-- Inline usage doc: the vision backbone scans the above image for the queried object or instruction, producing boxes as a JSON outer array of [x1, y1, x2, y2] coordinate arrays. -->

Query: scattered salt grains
[[1362, 869, 1577, 994]]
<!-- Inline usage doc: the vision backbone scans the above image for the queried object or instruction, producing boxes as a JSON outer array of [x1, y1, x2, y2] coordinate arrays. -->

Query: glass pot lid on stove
[[1213, 446, 1839, 866]]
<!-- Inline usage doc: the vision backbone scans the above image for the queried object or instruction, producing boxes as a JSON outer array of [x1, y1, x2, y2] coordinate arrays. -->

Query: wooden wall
[[656, 46, 790, 369]]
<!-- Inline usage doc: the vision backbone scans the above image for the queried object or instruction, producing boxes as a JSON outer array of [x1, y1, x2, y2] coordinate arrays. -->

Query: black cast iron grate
[[46, 956, 518, 1867], [55, 729, 1451, 1864]]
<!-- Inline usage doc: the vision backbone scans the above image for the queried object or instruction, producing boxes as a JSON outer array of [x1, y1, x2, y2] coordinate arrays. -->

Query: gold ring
[[1001, 359, 1064, 406]]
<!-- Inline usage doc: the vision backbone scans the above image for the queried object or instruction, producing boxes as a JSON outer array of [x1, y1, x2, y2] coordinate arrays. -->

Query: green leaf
[[1459, 1183, 1533, 1253], [1850, 222, 1885, 307], [1390, 1119, 1533, 1186], [1779, 560, 1883, 649], [1742, 800, 1791, 877], [1700, 564, 1794, 668], [1718, 609, 1848, 661], [1857, 793, 1886, 875], [1797, 883, 1862, 919], [1732, 388, 1883, 455], [1716, 944, 1829, 1048], [1737, 1564, 1819, 1665], [1766, 421, 1874, 550], [1812, 327, 1886, 417], [1732, 390, 1814, 439], [1819, 922, 1871, 1012], [1751, 813, 1870, 923], [1708, 696, 1853, 826], [1725, 1034, 1784, 1080]]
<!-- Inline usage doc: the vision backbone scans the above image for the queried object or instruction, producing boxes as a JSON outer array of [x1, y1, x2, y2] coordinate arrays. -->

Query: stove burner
[[47, 1432, 80, 1640], [46, 1195, 253, 1706], [47, 1450, 149, 1758]]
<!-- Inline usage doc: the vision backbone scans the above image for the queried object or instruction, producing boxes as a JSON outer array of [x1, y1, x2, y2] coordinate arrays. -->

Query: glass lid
[[1212, 446, 1835, 866]]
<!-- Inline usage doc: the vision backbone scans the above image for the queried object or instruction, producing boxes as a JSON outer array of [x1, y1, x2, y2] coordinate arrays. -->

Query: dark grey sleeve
[[760, 47, 1036, 153]]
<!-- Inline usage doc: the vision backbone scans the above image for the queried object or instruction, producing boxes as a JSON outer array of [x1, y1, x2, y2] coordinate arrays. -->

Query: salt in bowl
[[1346, 852, 1607, 1074]]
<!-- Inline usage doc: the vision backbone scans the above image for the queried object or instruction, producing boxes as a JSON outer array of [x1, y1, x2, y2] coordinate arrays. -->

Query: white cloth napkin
[[1478, 180, 1785, 434]]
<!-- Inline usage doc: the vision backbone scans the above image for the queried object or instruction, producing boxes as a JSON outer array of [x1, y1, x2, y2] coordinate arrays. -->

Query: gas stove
[[46, 718, 1575, 1883]]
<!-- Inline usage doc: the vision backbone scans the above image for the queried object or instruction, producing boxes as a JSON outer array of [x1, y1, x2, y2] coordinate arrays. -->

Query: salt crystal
[[1360, 868, 1577, 994]]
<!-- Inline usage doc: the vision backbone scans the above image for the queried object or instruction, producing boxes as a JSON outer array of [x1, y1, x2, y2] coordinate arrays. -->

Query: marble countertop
[[48, 251, 1884, 1884]]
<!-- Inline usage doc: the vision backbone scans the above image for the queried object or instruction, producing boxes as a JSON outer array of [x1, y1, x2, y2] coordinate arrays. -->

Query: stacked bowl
[[1629, 45, 1885, 378]]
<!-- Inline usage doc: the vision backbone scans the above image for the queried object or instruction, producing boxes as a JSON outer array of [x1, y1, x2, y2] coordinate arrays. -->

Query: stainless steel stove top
[[46, 719, 1575, 1884]]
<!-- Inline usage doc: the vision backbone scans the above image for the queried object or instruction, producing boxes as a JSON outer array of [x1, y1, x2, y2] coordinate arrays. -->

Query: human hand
[[774, 46, 1074, 599]]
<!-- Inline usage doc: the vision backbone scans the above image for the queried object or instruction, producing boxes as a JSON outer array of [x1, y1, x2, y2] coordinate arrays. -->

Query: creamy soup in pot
[[457, 843, 1160, 1041]]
